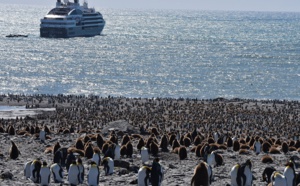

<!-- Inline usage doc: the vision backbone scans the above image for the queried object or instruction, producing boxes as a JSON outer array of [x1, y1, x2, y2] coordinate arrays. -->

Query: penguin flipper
[[191, 175, 195, 185]]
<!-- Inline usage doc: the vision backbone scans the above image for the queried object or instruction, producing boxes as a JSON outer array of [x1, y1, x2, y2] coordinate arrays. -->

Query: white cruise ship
[[40, 0, 105, 38]]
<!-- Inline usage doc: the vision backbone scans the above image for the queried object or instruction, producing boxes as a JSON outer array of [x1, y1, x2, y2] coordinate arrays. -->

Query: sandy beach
[[0, 94, 300, 185]]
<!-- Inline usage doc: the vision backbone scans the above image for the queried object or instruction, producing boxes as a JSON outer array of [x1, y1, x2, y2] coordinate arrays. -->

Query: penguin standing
[[191, 161, 210, 186], [262, 166, 276, 184], [253, 139, 262, 155], [66, 151, 76, 171], [178, 146, 188, 160], [141, 146, 149, 164], [104, 144, 115, 159], [138, 166, 151, 186], [87, 161, 100, 186], [24, 161, 33, 179], [68, 160, 80, 186], [39, 130, 46, 143], [213, 132, 219, 142], [231, 159, 253, 186], [160, 134, 169, 152], [39, 161, 51, 186], [283, 161, 296, 186], [92, 148, 101, 166], [207, 151, 223, 167], [230, 163, 240, 186], [114, 144, 121, 160], [50, 163, 64, 183], [271, 171, 287, 186], [126, 141, 134, 158], [53, 147, 68, 167], [151, 158, 163, 186], [102, 157, 114, 175], [227, 135, 233, 150], [205, 161, 213, 184], [77, 157, 84, 184], [176, 131, 181, 141], [30, 159, 42, 183], [9, 140, 20, 159]]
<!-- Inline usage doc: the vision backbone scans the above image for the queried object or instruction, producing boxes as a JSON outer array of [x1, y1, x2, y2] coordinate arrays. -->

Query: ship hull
[[40, 25, 105, 38]]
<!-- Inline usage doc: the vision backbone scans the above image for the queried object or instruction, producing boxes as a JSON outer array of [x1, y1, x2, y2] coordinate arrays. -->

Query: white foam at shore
[[0, 106, 55, 119]]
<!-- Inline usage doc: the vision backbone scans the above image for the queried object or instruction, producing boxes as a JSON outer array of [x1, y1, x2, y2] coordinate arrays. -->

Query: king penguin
[[207, 151, 223, 167], [137, 166, 151, 186], [50, 163, 64, 183], [77, 157, 84, 184], [102, 157, 114, 175], [191, 161, 211, 186], [283, 161, 296, 186], [230, 163, 240, 186], [205, 161, 213, 184], [68, 160, 80, 186], [114, 144, 121, 160], [39, 130, 46, 143], [262, 166, 276, 184], [66, 151, 76, 171], [253, 139, 262, 155], [92, 149, 101, 166], [231, 159, 253, 186], [30, 159, 42, 183], [53, 147, 68, 167], [39, 161, 51, 186], [151, 157, 164, 186], [141, 146, 150, 164], [9, 140, 20, 160], [24, 160, 33, 179], [271, 171, 287, 186], [87, 161, 100, 186]]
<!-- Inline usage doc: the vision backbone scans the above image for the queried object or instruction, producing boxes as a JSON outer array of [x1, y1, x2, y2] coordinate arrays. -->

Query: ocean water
[[0, 4, 300, 100]]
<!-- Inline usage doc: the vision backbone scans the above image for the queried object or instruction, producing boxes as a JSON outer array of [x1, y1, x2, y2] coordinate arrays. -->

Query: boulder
[[114, 160, 130, 169], [0, 172, 13, 180], [102, 120, 138, 134]]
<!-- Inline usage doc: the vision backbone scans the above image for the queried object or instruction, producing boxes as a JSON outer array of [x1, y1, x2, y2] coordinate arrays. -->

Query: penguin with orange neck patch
[[30, 159, 42, 183], [271, 171, 287, 186], [230, 159, 253, 186], [102, 157, 114, 175], [207, 151, 223, 167], [50, 163, 64, 183], [138, 166, 151, 186], [283, 161, 296, 186], [39, 161, 51, 186], [262, 166, 276, 184], [92, 148, 101, 166], [68, 160, 80, 186], [87, 161, 100, 186]]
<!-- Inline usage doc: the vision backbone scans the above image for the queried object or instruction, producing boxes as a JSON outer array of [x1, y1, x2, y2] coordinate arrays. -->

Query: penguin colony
[[1, 94, 300, 185]]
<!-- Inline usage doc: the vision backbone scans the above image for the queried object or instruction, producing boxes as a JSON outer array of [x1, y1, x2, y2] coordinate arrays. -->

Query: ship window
[[48, 8, 72, 16], [69, 9, 83, 15]]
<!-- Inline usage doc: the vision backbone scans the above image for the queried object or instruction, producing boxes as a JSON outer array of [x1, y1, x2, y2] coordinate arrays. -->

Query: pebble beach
[[0, 94, 300, 185]]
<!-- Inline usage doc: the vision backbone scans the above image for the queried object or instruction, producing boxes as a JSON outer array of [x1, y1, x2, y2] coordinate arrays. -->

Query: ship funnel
[[56, 0, 62, 7]]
